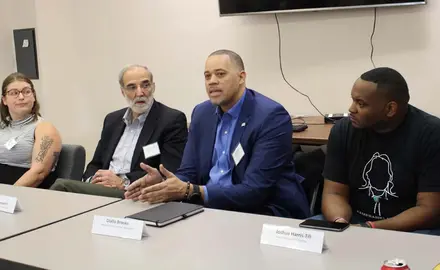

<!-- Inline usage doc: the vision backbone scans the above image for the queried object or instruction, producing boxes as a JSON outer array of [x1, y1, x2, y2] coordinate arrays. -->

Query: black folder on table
[[126, 202, 204, 227], [0, 258, 46, 270]]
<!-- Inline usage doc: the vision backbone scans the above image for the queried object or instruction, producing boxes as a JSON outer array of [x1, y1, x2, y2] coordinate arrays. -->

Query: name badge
[[91, 215, 148, 240], [260, 224, 325, 254], [4, 138, 17, 150], [143, 142, 161, 159], [232, 143, 245, 165], [0, 195, 22, 214]]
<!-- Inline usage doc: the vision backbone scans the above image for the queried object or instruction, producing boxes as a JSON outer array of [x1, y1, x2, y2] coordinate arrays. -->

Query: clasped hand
[[91, 170, 124, 190]]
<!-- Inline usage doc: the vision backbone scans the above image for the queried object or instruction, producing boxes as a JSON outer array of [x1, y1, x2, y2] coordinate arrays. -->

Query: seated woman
[[0, 72, 61, 188]]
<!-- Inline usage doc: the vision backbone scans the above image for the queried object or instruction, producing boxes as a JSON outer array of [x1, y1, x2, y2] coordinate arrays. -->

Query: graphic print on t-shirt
[[359, 152, 399, 217]]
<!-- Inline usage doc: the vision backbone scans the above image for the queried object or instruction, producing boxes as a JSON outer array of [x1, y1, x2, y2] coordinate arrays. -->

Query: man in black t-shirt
[[321, 67, 440, 235]]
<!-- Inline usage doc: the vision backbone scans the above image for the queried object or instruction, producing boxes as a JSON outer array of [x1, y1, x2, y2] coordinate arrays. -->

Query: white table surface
[[0, 199, 438, 270], [0, 184, 120, 241]]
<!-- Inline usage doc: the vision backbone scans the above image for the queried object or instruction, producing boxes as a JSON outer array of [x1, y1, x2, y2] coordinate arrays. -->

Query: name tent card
[[0, 195, 22, 214], [92, 215, 148, 240], [260, 224, 325, 254]]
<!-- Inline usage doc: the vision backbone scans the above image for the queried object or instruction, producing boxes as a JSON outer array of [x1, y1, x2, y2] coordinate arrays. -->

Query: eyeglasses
[[124, 82, 152, 92], [5, 87, 34, 98]]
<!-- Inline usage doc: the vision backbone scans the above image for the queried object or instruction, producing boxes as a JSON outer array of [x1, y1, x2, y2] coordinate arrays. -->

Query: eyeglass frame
[[4, 87, 35, 98]]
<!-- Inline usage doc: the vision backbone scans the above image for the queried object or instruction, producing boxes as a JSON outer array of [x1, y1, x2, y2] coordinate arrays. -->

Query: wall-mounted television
[[218, 0, 426, 16]]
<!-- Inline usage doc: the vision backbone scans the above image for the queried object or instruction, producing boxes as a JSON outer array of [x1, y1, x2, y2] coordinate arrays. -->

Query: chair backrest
[[294, 148, 326, 216], [55, 144, 86, 180]]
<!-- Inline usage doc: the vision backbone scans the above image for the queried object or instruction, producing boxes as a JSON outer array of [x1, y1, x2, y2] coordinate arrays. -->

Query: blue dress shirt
[[203, 90, 247, 202]]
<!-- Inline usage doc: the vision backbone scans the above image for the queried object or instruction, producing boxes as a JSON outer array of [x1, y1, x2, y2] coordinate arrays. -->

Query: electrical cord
[[370, 8, 377, 68], [274, 14, 335, 124], [276, 8, 378, 124]]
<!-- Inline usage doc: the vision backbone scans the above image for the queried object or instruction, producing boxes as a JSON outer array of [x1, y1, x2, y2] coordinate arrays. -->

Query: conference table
[[0, 199, 438, 270], [292, 116, 333, 145], [0, 184, 120, 241]]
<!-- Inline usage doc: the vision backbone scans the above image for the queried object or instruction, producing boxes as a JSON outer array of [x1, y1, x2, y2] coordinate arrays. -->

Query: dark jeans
[[310, 213, 440, 236]]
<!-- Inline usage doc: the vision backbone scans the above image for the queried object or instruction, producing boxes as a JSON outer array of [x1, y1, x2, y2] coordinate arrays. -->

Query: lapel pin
[[241, 122, 246, 127]]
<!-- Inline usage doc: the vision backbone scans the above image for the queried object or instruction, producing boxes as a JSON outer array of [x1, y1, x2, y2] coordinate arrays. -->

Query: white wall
[[0, 1, 14, 80], [32, 0, 439, 159], [0, 0, 40, 95]]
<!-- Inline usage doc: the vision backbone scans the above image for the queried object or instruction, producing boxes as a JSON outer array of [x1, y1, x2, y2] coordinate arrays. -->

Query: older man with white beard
[[50, 65, 188, 198]]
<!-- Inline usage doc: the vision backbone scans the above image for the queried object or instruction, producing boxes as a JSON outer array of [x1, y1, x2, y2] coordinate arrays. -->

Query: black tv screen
[[219, 0, 426, 16]]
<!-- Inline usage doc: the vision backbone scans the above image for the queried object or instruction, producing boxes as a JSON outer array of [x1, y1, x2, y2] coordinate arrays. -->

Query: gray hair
[[118, 64, 153, 87], [209, 49, 245, 71]]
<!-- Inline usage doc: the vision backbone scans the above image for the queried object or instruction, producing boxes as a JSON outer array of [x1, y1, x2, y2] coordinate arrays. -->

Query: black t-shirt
[[323, 105, 440, 221]]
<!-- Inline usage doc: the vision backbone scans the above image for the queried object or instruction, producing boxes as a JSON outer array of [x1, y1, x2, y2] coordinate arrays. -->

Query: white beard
[[126, 95, 154, 115]]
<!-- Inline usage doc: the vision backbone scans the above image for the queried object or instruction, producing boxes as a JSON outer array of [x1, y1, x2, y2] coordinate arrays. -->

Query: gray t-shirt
[[0, 115, 41, 169]]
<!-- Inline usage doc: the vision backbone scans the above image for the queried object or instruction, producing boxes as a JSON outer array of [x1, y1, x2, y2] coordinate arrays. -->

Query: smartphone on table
[[299, 219, 349, 232]]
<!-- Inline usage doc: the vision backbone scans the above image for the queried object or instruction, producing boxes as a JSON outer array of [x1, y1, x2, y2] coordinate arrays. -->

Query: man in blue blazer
[[125, 50, 309, 218]]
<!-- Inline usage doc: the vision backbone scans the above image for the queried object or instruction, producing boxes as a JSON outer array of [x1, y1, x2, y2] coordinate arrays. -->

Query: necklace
[[359, 152, 398, 216]]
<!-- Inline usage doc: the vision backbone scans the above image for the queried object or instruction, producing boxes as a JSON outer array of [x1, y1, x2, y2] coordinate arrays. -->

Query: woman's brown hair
[[1, 72, 41, 126]]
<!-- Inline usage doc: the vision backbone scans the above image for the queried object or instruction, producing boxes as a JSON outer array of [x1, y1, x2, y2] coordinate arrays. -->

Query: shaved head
[[209, 49, 245, 71]]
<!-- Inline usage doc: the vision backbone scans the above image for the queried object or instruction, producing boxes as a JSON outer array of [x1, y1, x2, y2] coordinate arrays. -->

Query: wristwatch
[[119, 175, 131, 189], [187, 184, 202, 204]]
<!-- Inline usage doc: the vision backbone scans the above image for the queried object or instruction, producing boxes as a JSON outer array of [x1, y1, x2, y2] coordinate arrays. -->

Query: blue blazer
[[175, 89, 310, 218]]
